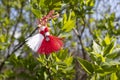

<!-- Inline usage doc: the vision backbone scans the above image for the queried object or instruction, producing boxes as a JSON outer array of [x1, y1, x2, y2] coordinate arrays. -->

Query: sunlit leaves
[[86, 35, 120, 79], [103, 41, 114, 56], [110, 73, 118, 80], [64, 56, 73, 66], [106, 48, 120, 59], [92, 41, 101, 54], [95, 13, 119, 36], [86, 0, 95, 7], [0, 34, 10, 50], [37, 50, 75, 79], [62, 11, 75, 32], [0, 35, 6, 43], [1, 0, 120, 80], [0, 70, 14, 80], [44, 0, 62, 10], [62, 19, 75, 32], [1, 54, 39, 79], [31, 0, 62, 16], [104, 34, 111, 45], [31, 8, 41, 18]]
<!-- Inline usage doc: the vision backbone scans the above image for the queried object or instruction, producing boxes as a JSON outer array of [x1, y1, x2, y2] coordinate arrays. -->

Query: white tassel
[[26, 34, 44, 52]]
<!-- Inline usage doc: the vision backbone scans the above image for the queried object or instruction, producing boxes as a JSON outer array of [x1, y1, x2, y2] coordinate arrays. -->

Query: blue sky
[[94, 0, 120, 20]]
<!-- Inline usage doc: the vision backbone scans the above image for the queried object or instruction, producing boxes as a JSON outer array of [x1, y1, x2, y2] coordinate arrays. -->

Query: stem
[[73, 28, 86, 59], [7, 7, 23, 56], [73, 17, 87, 59]]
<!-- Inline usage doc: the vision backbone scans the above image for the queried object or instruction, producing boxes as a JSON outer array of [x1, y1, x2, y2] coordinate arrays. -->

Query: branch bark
[[7, 7, 23, 56], [73, 17, 86, 59], [73, 17, 87, 80]]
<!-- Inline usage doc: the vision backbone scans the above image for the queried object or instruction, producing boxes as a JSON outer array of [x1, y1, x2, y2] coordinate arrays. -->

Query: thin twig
[[81, 17, 86, 59], [74, 17, 87, 59], [73, 17, 87, 80], [7, 7, 23, 56]]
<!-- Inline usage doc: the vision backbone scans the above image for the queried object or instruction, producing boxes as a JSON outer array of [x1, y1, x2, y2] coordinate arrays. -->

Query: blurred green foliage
[[0, 50, 74, 80], [78, 35, 120, 80], [1, 0, 120, 80]]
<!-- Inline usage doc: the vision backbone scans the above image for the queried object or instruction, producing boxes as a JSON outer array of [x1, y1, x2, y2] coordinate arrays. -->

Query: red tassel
[[37, 35, 63, 54]]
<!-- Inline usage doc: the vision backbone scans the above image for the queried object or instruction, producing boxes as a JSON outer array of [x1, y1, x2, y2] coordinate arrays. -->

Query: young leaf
[[110, 73, 118, 80], [63, 13, 67, 24], [104, 34, 111, 45], [31, 8, 41, 18], [62, 12, 75, 32], [101, 64, 117, 72], [92, 41, 101, 54], [64, 56, 73, 66], [62, 19, 75, 32], [106, 48, 120, 59], [103, 41, 114, 56], [0, 35, 6, 43], [86, 0, 95, 7], [106, 52, 118, 59]]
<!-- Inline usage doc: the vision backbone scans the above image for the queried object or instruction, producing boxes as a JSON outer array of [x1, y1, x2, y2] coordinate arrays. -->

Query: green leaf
[[62, 11, 75, 32], [110, 13, 115, 21], [4, 70, 14, 77], [106, 48, 120, 59], [44, 72, 48, 80], [86, 0, 95, 7], [104, 34, 111, 45], [68, 11, 75, 21], [101, 64, 117, 72], [0, 35, 5, 43], [31, 8, 41, 18], [78, 57, 94, 74], [63, 13, 67, 24], [89, 18, 95, 23], [37, 55, 47, 65], [62, 19, 75, 32], [94, 65, 104, 73], [110, 73, 118, 80], [39, 0, 45, 7], [52, 1, 61, 10], [64, 56, 73, 66], [106, 52, 118, 59], [92, 41, 101, 54], [103, 41, 114, 56]]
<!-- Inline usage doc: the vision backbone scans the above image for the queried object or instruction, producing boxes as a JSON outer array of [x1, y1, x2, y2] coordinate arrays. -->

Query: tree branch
[[7, 7, 23, 57], [73, 17, 86, 59], [73, 28, 86, 59]]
